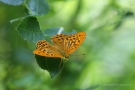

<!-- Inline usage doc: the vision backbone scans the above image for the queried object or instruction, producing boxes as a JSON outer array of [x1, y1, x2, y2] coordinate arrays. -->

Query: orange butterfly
[[33, 32, 86, 60]]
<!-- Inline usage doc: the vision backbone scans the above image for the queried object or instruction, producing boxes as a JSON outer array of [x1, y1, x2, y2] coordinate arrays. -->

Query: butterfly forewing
[[33, 40, 63, 58], [51, 34, 67, 53], [67, 32, 86, 54], [51, 32, 86, 55]]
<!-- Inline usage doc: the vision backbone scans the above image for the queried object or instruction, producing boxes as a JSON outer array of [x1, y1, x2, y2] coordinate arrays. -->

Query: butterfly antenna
[[70, 54, 85, 56]]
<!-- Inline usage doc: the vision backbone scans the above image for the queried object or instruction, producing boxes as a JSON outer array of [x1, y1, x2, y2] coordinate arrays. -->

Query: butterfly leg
[[59, 59, 64, 69]]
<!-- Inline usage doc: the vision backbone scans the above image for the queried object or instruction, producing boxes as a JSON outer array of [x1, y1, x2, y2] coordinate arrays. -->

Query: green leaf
[[16, 16, 45, 43], [25, 0, 49, 15], [35, 55, 64, 78], [0, 0, 24, 5]]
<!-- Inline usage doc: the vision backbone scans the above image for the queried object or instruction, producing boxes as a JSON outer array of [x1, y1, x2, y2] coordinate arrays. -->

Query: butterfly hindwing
[[33, 40, 63, 58]]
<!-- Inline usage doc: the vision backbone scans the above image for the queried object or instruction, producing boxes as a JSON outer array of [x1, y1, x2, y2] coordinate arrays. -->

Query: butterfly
[[33, 32, 86, 60]]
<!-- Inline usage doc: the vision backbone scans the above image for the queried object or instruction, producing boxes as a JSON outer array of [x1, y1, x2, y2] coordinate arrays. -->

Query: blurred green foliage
[[0, 0, 135, 90]]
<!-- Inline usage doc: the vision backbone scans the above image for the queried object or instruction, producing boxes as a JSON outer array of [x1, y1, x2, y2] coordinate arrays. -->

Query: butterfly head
[[65, 55, 69, 59], [62, 53, 69, 60]]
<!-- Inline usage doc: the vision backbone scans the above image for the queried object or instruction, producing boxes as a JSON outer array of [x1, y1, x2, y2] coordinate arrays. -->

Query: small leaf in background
[[124, 11, 134, 17], [0, 0, 24, 6], [44, 27, 77, 37], [25, 0, 49, 15], [16, 16, 45, 43], [35, 55, 64, 78], [62, 29, 77, 34], [44, 27, 64, 37]]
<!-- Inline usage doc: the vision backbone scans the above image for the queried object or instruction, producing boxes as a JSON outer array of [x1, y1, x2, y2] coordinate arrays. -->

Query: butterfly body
[[33, 32, 86, 60]]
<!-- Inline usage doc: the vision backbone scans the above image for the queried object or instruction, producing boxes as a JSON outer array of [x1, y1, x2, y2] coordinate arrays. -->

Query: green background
[[0, 0, 135, 90]]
